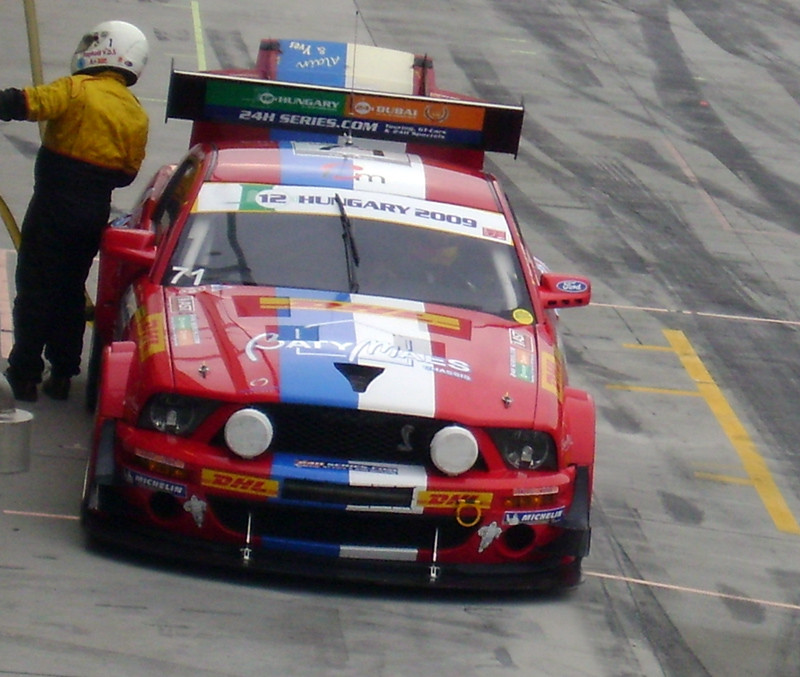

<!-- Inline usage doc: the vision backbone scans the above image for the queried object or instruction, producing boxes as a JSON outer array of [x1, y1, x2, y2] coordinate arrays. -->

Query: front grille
[[208, 496, 479, 550], [213, 403, 481, 468]]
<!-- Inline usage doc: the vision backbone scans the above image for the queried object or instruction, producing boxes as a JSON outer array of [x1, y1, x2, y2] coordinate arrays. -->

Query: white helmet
[[71, 20, 149, 85]]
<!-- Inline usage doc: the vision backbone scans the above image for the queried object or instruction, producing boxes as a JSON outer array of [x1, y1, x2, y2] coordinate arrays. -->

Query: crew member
[[0, 21, 149, 401]]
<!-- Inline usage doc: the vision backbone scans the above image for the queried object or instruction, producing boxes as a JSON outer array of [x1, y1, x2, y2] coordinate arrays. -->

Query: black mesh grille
[[213, 403, 483, 468]]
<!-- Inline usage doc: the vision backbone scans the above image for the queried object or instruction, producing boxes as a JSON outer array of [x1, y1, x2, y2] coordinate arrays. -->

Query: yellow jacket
[[24, 71, 148, 176]]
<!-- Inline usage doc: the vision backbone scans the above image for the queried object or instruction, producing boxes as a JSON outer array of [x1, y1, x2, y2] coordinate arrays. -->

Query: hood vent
[[334, 363, 385, 393]]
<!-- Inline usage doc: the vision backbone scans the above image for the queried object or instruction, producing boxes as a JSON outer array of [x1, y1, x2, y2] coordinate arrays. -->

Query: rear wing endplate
[[166, 70, 524, 155]]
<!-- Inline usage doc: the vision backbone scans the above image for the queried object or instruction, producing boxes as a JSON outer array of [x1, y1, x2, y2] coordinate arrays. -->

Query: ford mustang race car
[[81, 39, 595, 589]]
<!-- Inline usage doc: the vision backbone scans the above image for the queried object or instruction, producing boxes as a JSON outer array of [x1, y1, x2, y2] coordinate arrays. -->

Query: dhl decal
[[233, 296, 471, 338], [415, 490, 493, 509], [135, 308, 166, 360], [201, 469, 279, 498]]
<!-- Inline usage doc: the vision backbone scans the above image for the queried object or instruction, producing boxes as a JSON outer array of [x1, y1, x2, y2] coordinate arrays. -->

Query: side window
[[151, 156, 201, 241]]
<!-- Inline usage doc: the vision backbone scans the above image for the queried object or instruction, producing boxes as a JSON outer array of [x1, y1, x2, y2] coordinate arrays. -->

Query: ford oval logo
[[556, 279, 588, 293]]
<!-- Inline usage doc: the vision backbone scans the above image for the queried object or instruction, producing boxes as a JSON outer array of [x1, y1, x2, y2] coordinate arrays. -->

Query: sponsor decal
[[171, 295, 195, 314], [318, 162, 388, 185], [194, 184, 512, 243], [348, 94, 483, 131], [477, 521, 503, 553], [123, 469, 187, 498], [352, 98, 419, 121], [246, 332, 472, 379], [233, 296, 471, 339], [510, 346, 534, 383], [294, 459, 400, 475], [509, 328, 535, 383], [540, 350, 559, 396], [171, 313, 200, 347], [183, 494, 207, 528], [503, 507, 565, 525], [170, 296, 200, 346], [201, 469, 279, 498], [508, 328, 531, 349], [482, 227, 508, 242], [135, 308, 165, 360], [513, 486, 559, 496], [415, 490, 492, 509], [512, 308, 534, 325], [278, 41, 348, 86], [206, 79, 346, 116], [424, 104, 450, 124]]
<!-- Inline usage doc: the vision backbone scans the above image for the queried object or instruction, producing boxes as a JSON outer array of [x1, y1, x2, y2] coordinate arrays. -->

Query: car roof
[[204, 142, 503, 213]]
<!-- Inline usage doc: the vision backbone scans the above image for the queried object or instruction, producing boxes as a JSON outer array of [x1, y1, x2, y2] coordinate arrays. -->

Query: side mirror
[[101, 227, 157, 268], [538, 273, 591, 309]]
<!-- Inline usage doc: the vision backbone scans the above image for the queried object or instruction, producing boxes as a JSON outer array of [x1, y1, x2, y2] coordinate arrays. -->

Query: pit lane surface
[[2, 1, 800, 675]]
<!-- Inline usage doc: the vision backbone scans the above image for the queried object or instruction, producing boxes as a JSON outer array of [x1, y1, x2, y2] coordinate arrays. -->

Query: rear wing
[[166, 69, 524, 156]]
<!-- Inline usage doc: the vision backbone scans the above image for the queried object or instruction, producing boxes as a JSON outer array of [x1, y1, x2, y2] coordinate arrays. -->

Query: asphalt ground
[[2, 1, 800, 676]]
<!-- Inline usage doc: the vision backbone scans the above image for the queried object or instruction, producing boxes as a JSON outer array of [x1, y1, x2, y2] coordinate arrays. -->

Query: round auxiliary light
[[430, 425, 479, 476], [224, 408, 274, 459]]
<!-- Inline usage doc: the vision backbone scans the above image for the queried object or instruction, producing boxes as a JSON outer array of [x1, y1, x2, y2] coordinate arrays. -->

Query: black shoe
[[42, 375, 71, 401], [4, 371, 38, 402]]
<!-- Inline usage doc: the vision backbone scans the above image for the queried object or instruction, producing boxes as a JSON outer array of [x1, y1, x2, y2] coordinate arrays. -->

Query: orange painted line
[[3, 509, 80, 521], [662, 139, 733, 231], [0, 249, 12, 359], [585, 570, 800, 612], [593, 301, 800, 328]]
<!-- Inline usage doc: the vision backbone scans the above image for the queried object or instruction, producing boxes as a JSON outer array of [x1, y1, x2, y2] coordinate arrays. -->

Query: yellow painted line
[[664, 329, 800, 534], [191, 1, 207, 70], [623, 343, 674, 352], [606, 384, 701, 397], [694, 472, 754, 486]]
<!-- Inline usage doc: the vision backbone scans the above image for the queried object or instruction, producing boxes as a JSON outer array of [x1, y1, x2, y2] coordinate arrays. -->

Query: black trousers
[[8, 174, 111, 382]]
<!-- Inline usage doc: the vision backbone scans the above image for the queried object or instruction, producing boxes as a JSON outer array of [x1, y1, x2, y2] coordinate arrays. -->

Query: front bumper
[[83, 421, 592, 590], [82, 507, 586, 590]]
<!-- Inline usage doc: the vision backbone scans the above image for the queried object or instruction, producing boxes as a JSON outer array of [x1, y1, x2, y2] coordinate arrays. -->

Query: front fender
[[97, 341, 137, 420], [563, 386, 596, 469]]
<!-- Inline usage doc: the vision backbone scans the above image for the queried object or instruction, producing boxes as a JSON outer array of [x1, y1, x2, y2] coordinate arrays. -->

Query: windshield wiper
[[226, 212, 256, 285], [335, 193, 360, 293]]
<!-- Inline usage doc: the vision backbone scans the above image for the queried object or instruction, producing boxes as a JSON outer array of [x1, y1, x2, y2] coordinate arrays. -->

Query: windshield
[[166, 197, 532, 317]]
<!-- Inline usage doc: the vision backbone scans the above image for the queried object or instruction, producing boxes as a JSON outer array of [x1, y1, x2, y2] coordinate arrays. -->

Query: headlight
[[430, 425, 479, 476], [224, 408, 274, 459], [139, 394, 217, 436], [491, 429, 557, 470]]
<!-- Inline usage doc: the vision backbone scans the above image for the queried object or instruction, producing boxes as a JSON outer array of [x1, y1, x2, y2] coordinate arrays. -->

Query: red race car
[[81, 39, 595, 589]]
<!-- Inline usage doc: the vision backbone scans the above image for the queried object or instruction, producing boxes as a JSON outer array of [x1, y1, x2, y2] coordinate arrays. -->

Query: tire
[[85, 328, 103, 413]]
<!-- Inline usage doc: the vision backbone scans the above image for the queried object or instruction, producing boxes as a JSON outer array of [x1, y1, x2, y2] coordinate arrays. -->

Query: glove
[[0, 88, 27, 121]]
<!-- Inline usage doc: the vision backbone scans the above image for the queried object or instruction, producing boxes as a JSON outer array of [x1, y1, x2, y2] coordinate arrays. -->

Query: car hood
[[162, 287, 552, 426]]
